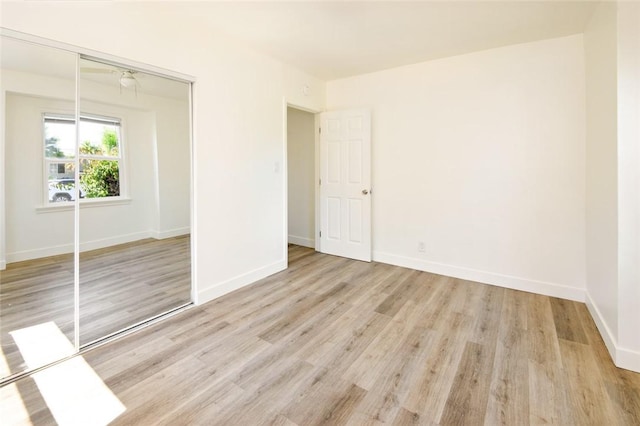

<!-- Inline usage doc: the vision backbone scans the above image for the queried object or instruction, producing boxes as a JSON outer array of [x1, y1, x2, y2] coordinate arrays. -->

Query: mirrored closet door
[[0, 36, 78, 379], [0, 33, 193, 381], [78, 57, 192, 345]]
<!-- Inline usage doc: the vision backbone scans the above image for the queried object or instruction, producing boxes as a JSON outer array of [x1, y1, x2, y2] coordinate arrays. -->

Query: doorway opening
[[286, 106, 317, 264]]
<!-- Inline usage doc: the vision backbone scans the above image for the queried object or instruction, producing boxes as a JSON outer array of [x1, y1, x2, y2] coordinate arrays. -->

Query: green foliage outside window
[[80, 129, 120, 198], [45, 137, 65, 158]]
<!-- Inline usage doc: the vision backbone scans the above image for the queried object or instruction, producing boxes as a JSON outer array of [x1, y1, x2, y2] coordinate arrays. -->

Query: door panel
[[0, 34, 194, 384], [0, 36, 77, 380], [328, 142, 341, 183], [348, 140, 363, 183], [319, 109, 371, 262], [77, 57, 192, 346], [328, 197, 342, 240], [348, 198, 363, 243]]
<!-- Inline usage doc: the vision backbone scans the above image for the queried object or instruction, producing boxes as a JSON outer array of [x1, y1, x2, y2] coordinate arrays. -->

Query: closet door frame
[[0, 28, 196, 385]]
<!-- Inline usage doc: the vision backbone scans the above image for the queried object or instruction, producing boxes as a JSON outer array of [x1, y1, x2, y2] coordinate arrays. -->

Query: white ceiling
[[183, 1, 599, 80], [2, 2, 600, 83]]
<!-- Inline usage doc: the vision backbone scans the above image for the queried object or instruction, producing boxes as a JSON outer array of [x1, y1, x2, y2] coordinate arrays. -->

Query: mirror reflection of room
[[1, 37, 193, 380], [1, 37, 77, 379], [78, 57, 192, 345]]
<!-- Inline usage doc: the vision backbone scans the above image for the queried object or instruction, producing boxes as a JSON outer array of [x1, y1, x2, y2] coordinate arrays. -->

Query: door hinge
[[319, 231, 322, 237], [319, 127, 322, 134], [319, 178, 322, 186]]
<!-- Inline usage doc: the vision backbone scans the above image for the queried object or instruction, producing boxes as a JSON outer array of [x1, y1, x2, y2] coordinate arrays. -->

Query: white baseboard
[[6, 231, 153, 263], [0, 259, 5, 270], [7, 242, 75, 263], [79, 231, 152, 253], [585, 293, 618, 362], [616, 347, 640, 373], [372, 251, 586, 302], [288, 235, 315, 248], [586, 292, 640, 373], [150, 227, 190, 240], [196, 259, 287, 305], [6, 228, 194, 264]]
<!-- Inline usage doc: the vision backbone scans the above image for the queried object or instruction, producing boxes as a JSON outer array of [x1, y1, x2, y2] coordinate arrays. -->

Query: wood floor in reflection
[[0, 235, 191, 378], [2, 244, 640, 425]]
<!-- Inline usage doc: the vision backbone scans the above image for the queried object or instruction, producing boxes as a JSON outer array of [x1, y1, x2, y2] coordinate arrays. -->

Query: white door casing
[[319, 109, 371, 262]]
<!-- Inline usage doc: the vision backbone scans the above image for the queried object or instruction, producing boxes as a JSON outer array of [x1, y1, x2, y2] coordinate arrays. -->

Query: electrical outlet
[[418, 241, 426, 253]]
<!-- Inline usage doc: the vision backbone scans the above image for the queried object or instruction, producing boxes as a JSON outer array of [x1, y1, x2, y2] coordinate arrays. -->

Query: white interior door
[[319, 109, 371, 262]]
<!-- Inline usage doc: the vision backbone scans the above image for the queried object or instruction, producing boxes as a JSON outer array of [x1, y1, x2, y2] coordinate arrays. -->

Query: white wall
[[327, 35, 587, 301], [287, 107, 316, 248], [155, 93, 191, 239], [584, 1, 619, 358], [0, 83, 3, 270], [616, 1, 640, 370], [79, 72, 192, 244], [0, 1, 325, 302], [2, 0, 636, 373], [2, 76, 188, 261], [584, 1, 640, 373], [0, 42, 78, 268], [5, 92, 76, 260]]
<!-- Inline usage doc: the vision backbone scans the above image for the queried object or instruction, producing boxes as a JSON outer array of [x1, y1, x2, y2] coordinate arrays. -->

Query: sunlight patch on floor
[[10, 322, 75, 368], [0, 351, 32, 424], [0, 349, 12, 385], [0, 383, 33, 425], [10, 322, 126, 425]]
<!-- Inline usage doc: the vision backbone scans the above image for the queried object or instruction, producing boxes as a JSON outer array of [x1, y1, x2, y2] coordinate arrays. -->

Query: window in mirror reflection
[[44, 114, 124, 203]]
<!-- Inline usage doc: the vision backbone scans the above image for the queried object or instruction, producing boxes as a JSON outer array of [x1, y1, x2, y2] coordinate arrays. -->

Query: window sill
[[36, 198, 132, 214]]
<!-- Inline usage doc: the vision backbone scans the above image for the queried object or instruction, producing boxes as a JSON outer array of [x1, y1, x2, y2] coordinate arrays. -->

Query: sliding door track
[[0, 302, 194, 387]]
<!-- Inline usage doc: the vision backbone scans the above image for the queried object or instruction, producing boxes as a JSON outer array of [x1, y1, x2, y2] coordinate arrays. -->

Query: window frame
[[43, 112, 126, 206]]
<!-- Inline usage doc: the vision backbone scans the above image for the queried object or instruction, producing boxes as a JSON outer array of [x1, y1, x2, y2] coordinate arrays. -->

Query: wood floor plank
[[402, 311, 474, 421], [575, 302, 640, 392], [1, 236, 191, 378], [559, 339, 618, 425], [549, 297, 588, 344], [468, 283, 504, 345], [374, 269, 422, 317], [216, 358, 314, 425], [390, 407, 428, 426], [484, 290, 530, 426], [297, 309, 390, 372], [341, 305, 420, 391], [0, 380, 55, 426], [440, 341, 494, 425], [606, 381, 640, 426], [2, 244, 639, 425], [275, 300, 352, 358], [110, 355, 210, 426], [573, 303, 640, 424], [202, 250, 338, 320], [284, 378, 367, 426], [350, 325, 435, 423], [439, 284, 502, 424], [526, 293, 573, 425], [258, 281, 352, 344], [155, 378, 245, 425], [414, 276, 467, 331]]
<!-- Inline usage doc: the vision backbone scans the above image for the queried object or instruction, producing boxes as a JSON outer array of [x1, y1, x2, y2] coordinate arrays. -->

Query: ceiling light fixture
[[119, 71, 137, 88]]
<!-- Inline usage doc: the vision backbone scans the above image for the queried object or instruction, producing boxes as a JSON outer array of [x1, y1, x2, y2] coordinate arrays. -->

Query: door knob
[[362, 189, 369, 195]]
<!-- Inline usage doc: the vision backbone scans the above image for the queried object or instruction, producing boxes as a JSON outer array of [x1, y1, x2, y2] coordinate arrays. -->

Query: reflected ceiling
[[1, 37, 188, 100]]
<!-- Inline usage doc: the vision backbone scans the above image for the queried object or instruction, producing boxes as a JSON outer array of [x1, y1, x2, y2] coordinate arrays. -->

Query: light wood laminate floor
[[0, 236, 191, 379], [2, 245, 639, 425]]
